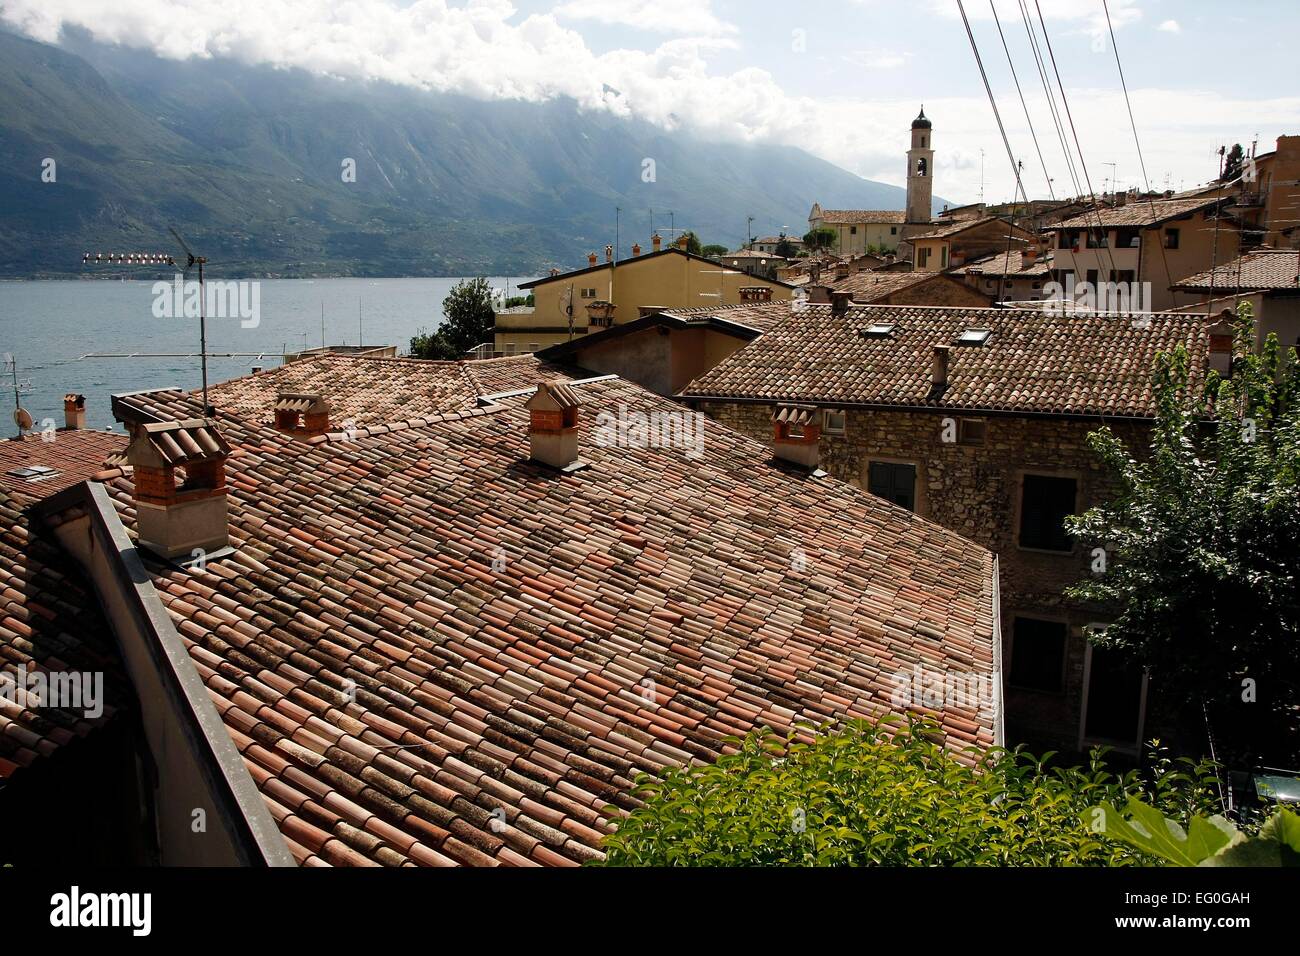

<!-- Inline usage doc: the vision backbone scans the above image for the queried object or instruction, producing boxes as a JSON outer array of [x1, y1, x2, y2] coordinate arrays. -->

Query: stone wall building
[[681, 302, 1216, 753]]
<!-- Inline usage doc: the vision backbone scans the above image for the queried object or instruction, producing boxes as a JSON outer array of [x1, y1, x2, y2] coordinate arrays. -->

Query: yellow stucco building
[[493, 236, 794, 353]]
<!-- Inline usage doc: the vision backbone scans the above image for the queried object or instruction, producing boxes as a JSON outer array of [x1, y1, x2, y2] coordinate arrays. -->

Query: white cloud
[[0, 0, 1292, 205], [555, 0, 737, 36], [1158, 19, 1181, 33], [844, 49, 912, 70]]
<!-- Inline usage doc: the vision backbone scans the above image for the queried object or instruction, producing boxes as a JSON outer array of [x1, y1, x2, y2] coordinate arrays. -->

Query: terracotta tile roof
[[683, 304, 1210, 418], [0, 430, 127, 505], [956, 249, 1053, 278], [0, 436, 131, 782], [1172, 249, 1300, 293], [660, 301, 795, 333], [905, 217, 1027, 241], [201, 354, 570, 428], [1055, 197, 1223, 229], [824, 270, 974, 302], [94, 357, 998, 865], [816, 209, 907, 224]]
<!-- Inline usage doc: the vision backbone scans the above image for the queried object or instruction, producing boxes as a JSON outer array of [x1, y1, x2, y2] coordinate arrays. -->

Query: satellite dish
[[13, 407, 33, 431]]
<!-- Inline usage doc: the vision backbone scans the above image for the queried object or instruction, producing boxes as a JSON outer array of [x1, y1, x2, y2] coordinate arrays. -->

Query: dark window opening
[[1084, 645, 1144, 743], [868, 461, 917, 511], [1019, 474, 1076, 551], [1009, 617, 1067, 692]]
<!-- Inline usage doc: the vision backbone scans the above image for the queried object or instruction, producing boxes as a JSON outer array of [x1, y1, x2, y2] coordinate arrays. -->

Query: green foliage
[[1092, 798, 1299, 866], [409, 277, 495, 360], [701, 244, 728, 258], [803, 227, 837, 252], [595, 719, 1222, 866], [681, 232, 703, 256], [774, 237, 798, 258], [1222, 143, 1245, 182], [503, 293, 534, 308], [1066, 302, 1300, 762]]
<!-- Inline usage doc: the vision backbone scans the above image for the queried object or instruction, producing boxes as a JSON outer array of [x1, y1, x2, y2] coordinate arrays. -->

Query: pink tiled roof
[[94, 356, 998, 866]]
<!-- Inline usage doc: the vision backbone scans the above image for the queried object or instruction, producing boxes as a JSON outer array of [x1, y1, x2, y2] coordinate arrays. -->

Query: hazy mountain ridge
[[0, 29, 935, 278]]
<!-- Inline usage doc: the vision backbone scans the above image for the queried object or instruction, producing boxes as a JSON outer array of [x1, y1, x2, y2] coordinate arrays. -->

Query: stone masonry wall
[[694, 399, 1151, 752]]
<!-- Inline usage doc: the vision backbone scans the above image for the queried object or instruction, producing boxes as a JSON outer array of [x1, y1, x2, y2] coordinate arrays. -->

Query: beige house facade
[[494, 240, 792, 353]]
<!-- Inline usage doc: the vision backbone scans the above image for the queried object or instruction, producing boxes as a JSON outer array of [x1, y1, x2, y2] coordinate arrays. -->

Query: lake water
[[0, 277, 535, 430]]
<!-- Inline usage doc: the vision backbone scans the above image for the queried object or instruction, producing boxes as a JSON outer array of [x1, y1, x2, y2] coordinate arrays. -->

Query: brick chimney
[[932, 345, 951, 389], [127, 418, 231, 560], [273, 392, 330, 438], [675, 234, 690, 251], [834, 261, 850, 280], [632, 243, 642, 256], [830, 290, 853, 316], [771, 404, 820, 469], [549, 267, 560, 277], [807, 284, 832, 304], [1208, 310, 1235, 375], [525, 381, 583, 470], [63, 393, 86, 430], [652, 234, 662, 252], [739, 286, 773, 302], [588, 252, 598, 267]]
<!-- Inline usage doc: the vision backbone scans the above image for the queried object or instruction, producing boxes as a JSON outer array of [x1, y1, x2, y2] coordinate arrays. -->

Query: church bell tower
[[906, 106, 934, 225]]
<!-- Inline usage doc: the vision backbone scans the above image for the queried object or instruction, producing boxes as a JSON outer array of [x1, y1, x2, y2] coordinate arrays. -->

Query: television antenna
[[560, 285, 575, 340], [5, 353, 33, 437], [82, 229, 214, 415]]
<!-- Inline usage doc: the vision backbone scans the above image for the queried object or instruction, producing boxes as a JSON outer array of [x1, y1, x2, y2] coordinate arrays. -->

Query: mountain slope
[[0, 30, 936, 277]]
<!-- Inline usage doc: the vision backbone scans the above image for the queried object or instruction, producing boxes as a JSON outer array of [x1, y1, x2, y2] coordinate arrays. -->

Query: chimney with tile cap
[[632, 243, 642, 256], [588, 252, 598, 267], [273, 391, 331, 438], [651, 233, 662, 252], [771, 403, 820, 469], [525, 380, 583, 470], [127, 418, 230, 559], [675, 234, 690, 251], [605, 244, 614, 263], [932, 345, 950, 388], [64, 393, 86, 430], [830, 290, 853, 316]]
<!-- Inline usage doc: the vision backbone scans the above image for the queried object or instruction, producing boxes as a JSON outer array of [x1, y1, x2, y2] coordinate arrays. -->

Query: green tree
[[1067, 303, 1300, 764], [595, 719, 1221, 866], [1222, 143, 1245, 181], [774, 236, 798, 258], [701, 243, 728, 258], [803, 227, 837, 252], [409, 277, 496, 360]]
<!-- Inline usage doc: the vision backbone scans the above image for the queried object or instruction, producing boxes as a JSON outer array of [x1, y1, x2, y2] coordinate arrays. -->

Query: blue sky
[[5, 0, 1297, 205]]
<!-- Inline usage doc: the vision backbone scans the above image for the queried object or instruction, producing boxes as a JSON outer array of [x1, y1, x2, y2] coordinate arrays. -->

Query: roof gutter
[[678, 393, 1160, 425]]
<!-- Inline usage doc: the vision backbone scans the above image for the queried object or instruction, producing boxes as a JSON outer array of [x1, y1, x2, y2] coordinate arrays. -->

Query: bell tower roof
[[912, 106, 932, 130]]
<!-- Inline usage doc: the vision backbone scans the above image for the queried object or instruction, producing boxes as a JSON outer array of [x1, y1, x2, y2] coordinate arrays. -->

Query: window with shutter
[[1019, 474, 1076, 551], [868, 461, 916, 511]]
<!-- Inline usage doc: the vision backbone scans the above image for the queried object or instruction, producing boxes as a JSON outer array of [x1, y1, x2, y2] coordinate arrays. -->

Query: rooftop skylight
[[956, 328, 992, 346]]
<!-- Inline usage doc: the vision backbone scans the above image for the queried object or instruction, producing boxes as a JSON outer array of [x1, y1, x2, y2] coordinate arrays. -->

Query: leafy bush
[[1092, 798, 1298, 866], [596, 719, 1222, 866]]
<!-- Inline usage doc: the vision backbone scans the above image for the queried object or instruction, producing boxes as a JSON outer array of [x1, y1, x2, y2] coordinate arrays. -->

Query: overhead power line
[[1102, 0, 1182, 308]]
